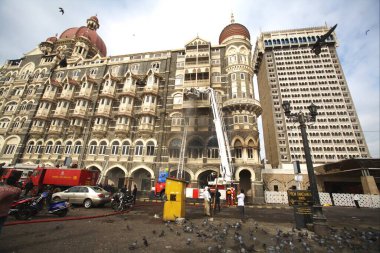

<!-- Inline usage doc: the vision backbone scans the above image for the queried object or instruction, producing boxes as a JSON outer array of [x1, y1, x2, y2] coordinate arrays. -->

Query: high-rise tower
[[253, 26, 371, 190]]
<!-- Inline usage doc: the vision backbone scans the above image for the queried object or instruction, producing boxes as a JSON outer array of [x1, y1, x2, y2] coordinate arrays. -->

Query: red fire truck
[[30, 167, 99, 192]]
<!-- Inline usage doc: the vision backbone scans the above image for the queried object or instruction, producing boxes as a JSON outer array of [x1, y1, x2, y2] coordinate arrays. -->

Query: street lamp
[[282, 101, 327, 234]]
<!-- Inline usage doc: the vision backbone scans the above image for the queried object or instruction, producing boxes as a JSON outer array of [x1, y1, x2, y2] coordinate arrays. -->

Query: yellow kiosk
[[163, 177, 187, 221]]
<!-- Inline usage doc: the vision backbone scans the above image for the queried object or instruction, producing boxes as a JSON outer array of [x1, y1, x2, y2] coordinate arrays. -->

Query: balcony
[[94, 108, 112, 118], [92, 124, 108, 134], [99, 90, 116, 99], [34, 110, 50, 120], [52, 110, 69, 120], [48, 125, 64, 135], [30, 126, 45, 134], [115, 124, 130, 134], [58, 91, 74, 101], [71, 108, 88, 119], [142, 85, 159, 96], [115, 107, 133, 117], [75, 91, 92, 101], [182, 99, 210, 109], [138, 124, 154, 133], [223, 97, 262, 115]]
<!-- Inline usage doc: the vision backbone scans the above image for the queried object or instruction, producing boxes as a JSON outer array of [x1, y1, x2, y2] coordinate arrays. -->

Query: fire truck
[[154, 87, 234, 199], [0, 164, 37, 187], [30, 166, 99, 193]]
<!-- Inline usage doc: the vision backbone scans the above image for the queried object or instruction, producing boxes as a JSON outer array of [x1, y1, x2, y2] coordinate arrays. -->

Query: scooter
[[9, 192, 70, 220], [111, 191, 134, 211]]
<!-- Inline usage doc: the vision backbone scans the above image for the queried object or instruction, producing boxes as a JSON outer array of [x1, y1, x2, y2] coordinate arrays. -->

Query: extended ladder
[[176, 123, 188, 179]]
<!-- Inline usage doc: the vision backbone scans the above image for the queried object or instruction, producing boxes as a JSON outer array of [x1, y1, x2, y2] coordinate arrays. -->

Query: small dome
[[219, 23, 250, 44], [59, 16, 106, 56], [46, 36, 58, 43]]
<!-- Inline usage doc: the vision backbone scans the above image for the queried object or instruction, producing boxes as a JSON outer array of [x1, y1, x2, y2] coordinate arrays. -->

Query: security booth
[[163, 177, 187, 221]]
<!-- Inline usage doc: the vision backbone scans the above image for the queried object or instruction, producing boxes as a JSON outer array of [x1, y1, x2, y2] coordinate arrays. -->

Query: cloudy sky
[[0, 0, 379, 158]]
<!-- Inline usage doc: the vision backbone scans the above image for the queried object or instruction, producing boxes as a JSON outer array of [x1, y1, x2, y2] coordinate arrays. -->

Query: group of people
[[202, 185, 245, 219]]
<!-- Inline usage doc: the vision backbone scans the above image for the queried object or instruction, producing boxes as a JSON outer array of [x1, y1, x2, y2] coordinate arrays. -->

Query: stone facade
[[0, 16, 263, 202]]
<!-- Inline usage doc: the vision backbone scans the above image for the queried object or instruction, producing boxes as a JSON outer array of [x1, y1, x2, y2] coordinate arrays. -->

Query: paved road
[[1, 203, 379, 253]]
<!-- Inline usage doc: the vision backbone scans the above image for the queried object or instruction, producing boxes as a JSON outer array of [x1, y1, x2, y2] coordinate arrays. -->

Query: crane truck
[[154, 87, 234, 199]]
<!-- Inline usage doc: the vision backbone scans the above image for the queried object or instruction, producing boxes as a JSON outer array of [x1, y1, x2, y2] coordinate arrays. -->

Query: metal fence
[[264, 191, 380, 208]]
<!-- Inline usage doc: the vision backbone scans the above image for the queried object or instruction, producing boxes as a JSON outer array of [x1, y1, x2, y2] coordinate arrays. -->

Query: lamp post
[[282, 101, 328, 234]]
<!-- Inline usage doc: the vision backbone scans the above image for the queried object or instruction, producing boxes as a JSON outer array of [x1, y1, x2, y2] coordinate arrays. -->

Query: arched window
[[175, 75, 183, 86], [35, 141, 43, 154], [45, 141, 53, 154], [134, 141, 143, 156], [171, 113, 183, 126], [99, 141, 107, 155], [26, 141, 35, 154], [146, 141, 155, 156], [207, 137, 219, 158], [54, 141, 62, 154], [187, 139, 203, 159], [173, 94, 183, 105], [247, 140, 255, 159], [0, 118, 10, 129], [64, 141, 72, 154], [74, 141, 82, 154], [121, 141, 130, 155], [89, 141, 97, 155], [234, 140, 242, 158], [169, 139, 181, 158], [111, 141, 120, 155]]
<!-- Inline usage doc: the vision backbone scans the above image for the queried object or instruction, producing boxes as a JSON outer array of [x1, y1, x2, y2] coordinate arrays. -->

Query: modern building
[[253, 26, 375, 194], [0, 16, 264, 202]]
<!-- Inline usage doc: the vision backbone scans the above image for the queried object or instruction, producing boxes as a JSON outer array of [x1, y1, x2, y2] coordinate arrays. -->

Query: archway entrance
[[198, 170, 217, 189], [130, 168, 152, 194], [105, 167, 126, 189], [169, 170, 191, 185], [239, 169, 252, 199]]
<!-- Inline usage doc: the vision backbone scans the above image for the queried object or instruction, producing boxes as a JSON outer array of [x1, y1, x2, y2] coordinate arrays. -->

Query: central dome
[[219, 23, 251, 44], [59, 16, 107, 57]]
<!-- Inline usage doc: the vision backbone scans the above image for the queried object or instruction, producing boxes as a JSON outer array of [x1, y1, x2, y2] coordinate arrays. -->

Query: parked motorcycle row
[[9, 190, 134, 221], [9, 192, 70, 220]]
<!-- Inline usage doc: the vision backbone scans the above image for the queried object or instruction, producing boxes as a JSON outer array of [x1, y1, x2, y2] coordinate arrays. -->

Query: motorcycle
[[111, 191, 134, 211], [9, 192, 70, 220]]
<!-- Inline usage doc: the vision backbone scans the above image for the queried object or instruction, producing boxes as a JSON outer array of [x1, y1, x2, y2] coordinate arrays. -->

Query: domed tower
[[58, 16, 107, 59], [220, 14, 262, 188]]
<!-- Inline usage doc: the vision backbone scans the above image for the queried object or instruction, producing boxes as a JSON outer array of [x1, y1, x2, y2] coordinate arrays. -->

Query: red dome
[[219, 23, 251, 44], [46, 36, 58, 43], [60, 26, 107, 56]]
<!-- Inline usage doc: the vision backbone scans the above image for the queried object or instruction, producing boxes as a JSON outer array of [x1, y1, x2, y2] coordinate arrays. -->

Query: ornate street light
[[282, 101, 327, 234]]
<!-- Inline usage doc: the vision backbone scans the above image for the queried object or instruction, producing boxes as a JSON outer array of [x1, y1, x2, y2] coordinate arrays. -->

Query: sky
[[0, 0, 379, 158]]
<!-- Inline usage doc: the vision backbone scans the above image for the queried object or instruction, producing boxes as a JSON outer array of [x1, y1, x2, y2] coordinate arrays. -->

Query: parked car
[[52, 186, 111, 208]]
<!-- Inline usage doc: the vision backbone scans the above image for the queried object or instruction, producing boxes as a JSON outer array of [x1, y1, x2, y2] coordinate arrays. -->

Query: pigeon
[[129, 241, 137, 250], [186, 238, 192, 245], [127, 224, 131, 230], [143, 237, 148, 247], [152, 230, 156, 235], [159, 230, 165, 237], [59, 7, 64, 15], [365, 29, 370, 35]]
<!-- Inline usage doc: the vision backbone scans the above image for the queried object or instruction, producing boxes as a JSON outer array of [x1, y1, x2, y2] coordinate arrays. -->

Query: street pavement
[[0, 202, 379, 253]]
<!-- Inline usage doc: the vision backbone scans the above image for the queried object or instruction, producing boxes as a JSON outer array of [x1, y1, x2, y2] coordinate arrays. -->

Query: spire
[[87, 16, 100, 31], [231, 13, 235, 23]]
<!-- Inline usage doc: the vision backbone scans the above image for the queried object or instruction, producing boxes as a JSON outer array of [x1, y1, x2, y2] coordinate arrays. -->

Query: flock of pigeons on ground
[[124, 217, 379, 252]]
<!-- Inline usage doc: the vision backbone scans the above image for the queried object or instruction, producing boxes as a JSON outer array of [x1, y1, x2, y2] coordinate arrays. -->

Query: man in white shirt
[[203, 186, 211, 216], [237, 189, 245, 220]]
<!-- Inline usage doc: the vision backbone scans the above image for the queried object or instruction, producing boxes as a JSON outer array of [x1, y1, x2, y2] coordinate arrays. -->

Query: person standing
[[230, 185, 236, 206], [203, 186, 211, 216], [226, 187, 232, 206], [237, 189, 245, 220], [353, 194, 360, 208], [214, 188, 221, 212], [24, 179, 34, 197], [0, 176, 22, 234], [132, 184, 137, 205]]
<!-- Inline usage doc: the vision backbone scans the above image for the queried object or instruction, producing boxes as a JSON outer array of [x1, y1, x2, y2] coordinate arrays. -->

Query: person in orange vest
[[226, 187, 232, 206], [230, 185, 236, 206]]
